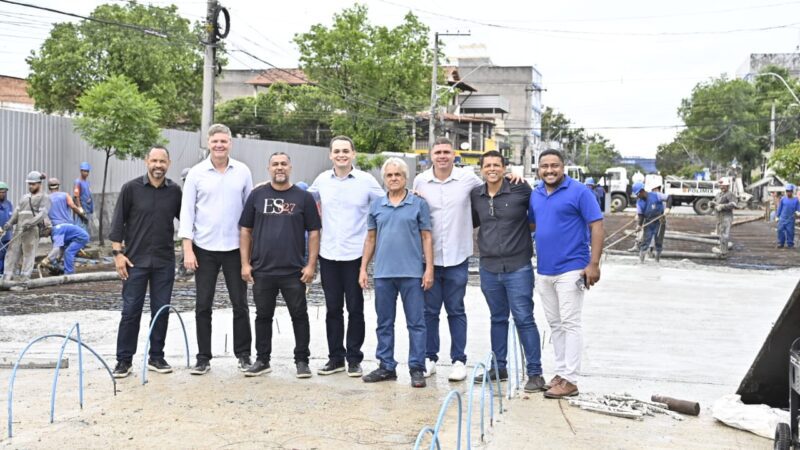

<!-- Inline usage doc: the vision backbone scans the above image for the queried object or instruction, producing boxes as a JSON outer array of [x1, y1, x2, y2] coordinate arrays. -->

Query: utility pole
[[585, 141, 589, 167], [769, 100, 776, 155], [200, 0, 218, 158], [428, 31, 470, 148]]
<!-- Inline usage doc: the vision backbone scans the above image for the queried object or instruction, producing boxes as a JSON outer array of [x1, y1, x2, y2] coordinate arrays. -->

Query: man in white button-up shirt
[[413, 137, 482, 382], [179, 124, 253, 375], [308, 136, 384, 377]]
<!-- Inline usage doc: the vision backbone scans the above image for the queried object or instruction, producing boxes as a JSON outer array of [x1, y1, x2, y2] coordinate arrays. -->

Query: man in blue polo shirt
[[529, 149, 604, 399], [359, 157, 433, 388]]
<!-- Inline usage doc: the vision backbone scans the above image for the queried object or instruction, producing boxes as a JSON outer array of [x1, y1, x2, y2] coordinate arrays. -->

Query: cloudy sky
[[3, 0, 800, 157]]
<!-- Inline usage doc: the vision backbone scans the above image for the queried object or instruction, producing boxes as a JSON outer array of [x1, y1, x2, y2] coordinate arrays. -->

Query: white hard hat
[[718, 177, 730, 186]]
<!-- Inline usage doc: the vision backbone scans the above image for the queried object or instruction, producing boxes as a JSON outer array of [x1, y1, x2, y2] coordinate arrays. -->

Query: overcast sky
[[3, 0, 800, 157]]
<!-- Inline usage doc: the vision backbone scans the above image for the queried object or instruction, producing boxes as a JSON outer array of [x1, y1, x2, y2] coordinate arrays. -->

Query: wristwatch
[[112, 249, 123, 257]]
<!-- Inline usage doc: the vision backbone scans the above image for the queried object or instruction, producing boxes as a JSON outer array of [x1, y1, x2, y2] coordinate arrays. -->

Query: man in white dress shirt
[[308, 136, 385, 377], [179, 124, 253, 375]]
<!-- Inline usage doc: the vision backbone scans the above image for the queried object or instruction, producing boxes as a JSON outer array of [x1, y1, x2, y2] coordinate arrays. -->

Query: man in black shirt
[[109, 147, 182, 378], [470, 150, 545, 393], [239, 152, 321, 378]]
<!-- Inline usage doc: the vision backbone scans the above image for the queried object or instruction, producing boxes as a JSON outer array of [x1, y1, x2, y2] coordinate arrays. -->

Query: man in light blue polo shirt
[[359, 157, 433, 388], [308, 136, 385, 377], [529, 149, 604, 399]]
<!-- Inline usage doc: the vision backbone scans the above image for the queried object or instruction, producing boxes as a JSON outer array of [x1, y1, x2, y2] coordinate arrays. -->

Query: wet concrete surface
[[0, 260, 796, 448]]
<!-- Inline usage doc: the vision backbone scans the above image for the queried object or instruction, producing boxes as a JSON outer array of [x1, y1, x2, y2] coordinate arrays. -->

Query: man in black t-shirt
[[239, 152, 321, 379]]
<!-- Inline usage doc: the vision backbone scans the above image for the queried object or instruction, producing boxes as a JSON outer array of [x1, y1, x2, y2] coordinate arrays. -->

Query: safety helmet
[[26, 171, 43, 184], [48, 177, 60, 187], [296, 181, 309, 191], [180, 168, 191, 179], [718, 177, 730, 186], [79, 162, 91, 171], [0, 181, 8, 191], [585, 177, 596, 186], [787, 183, 796, 192], [631, 182, 645, 195]]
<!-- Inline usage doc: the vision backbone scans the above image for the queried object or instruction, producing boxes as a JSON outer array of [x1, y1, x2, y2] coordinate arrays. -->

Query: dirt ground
[[1, 257, 795, 449]]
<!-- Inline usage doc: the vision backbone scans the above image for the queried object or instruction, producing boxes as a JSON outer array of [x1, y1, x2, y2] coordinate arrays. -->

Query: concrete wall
[[217, 69, 260, 103]]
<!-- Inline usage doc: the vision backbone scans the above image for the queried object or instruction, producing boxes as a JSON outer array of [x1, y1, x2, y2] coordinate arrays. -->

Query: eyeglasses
[[489, 197, 494, 217]]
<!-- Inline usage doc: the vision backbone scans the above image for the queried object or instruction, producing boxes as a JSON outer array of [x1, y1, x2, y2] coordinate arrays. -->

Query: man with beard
[[110, 147, 182, 378]]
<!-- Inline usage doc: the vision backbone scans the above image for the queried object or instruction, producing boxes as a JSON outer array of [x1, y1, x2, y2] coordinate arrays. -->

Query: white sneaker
[[448, 361, 467, 382], [424, 358, 436, 378]]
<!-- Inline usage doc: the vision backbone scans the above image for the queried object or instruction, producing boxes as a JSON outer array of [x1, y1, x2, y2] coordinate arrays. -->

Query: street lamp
[[745, 72, 800, 105]]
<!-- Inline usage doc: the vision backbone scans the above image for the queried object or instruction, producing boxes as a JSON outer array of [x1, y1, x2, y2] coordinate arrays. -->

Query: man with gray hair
[[360, 157, 433, 387], [308, 135, 384, 377], [180, 123, 253, 375]]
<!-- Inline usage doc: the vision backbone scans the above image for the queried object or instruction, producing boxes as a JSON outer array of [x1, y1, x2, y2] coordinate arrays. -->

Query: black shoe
[[244, 360, 271, 377], [190, 360, 210, 375], [362, 367, 397, 383], [474, 367, 508, 383], [112, 361, 132, 379], [347, 362, 363, 378], [147, 358, 173, 374], [237, 356, 252, 372], [524, 375, 546, 393], [317, 360, 345, 375], [410, 370, 427, 388], [296, 361, 312, 379]]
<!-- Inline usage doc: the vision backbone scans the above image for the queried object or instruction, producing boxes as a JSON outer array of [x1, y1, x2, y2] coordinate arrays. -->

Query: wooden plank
[[0, 356, 69, 369]]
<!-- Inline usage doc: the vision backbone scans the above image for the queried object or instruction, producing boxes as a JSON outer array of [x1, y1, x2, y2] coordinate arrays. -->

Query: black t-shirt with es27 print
[[239, 183, 321, 277]]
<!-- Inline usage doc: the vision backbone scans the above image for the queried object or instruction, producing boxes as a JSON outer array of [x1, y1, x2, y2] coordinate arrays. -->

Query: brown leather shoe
[[544, 375, 562, 390], [544, 378, 578, 399]]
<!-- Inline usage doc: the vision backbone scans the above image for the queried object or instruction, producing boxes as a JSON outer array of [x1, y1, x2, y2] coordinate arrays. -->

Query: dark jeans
[[252, 274, 310, 363], [424, 258, 469, 364], [116, 265, 175, 363], [320, 256, 365, 365], [0, 238, 8, 274], [479, 264, 542, 376], [194, 245, 251, 361], [374, 277, 426, 372]]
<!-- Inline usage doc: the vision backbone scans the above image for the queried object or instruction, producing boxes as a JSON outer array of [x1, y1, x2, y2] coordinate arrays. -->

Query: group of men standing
[[0, 164, 92, 285], [108, 125, 604, 399]]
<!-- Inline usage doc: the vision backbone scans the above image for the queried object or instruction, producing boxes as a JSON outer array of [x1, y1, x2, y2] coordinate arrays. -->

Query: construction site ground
[[0, 208, 797, 448]]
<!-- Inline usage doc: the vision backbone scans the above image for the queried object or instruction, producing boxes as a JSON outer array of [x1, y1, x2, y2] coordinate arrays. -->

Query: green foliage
[[294, 4, 431, 152], [74, 75, 163, 158], [541, 107, 620, 172], [770, 140, 800, 183], [355, 153, 387, 171], [27, 2, 204, 128], [215, 84, 336, 145]]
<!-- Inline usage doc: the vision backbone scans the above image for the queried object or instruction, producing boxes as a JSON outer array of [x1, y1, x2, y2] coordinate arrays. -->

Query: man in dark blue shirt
[[529, 149, 604, 399], [109, 147, 182, 378], [0, 182, 12, 275], [471, 151, 545, 393], [239, 152, 321, 379]]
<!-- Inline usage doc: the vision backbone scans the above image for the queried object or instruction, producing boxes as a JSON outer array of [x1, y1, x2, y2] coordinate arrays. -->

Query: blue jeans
[[640, 221, 661, 252], [0, 239, 8, 274], [479, 264, 542, 376], [424, 259, 468, 364], [778, 219, 795, 247], [115, 265, 175, 363], [63, 234, 89, 274], [374, 277, 426, 372]]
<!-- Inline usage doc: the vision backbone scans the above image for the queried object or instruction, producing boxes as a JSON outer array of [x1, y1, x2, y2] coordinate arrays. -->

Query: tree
[[27, 2, 204, 128], [770, 140, 800, 183], [541, 107, 620, 172], [294, 4, 431, 152], [74, 75, 163, 244]]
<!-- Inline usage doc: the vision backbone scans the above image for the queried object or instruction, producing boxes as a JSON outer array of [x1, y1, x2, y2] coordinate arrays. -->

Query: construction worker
[[48, 178, 86, 226], [43, 223, 89, 275], [650, 184, 668, 258], [633, 182, 669, 262], [709, 178, 737, 255], [584, 178, 604, 209], [0, 182, 12, 275], [776, 184, 800, 248], [73, 162, 93, 236], [2, 171, 51, 285]]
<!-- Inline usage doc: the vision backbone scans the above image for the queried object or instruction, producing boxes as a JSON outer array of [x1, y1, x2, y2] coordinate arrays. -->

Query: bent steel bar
[[466, 361, 496, 448], [8, 334, 117, 438], [141, 304, 191, 385], [483, 351, 504, 417], [413, 426, 441, 450], [50, 323, 84, 424], [430, 389, 463, 450], [506, 317, 521, 399]]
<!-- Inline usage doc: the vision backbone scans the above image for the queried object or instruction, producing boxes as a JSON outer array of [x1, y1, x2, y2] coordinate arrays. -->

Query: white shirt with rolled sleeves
[[178, 157, 253, 251], [308, 168, 384, 261], [413, 166, 482, 267]]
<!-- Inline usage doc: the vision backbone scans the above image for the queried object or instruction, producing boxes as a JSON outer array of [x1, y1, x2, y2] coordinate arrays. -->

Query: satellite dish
[[460, 142, 470, 150]]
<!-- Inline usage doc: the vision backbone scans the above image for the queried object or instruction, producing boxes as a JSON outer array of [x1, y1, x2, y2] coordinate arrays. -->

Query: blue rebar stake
[[141, 304, 191, 385]]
